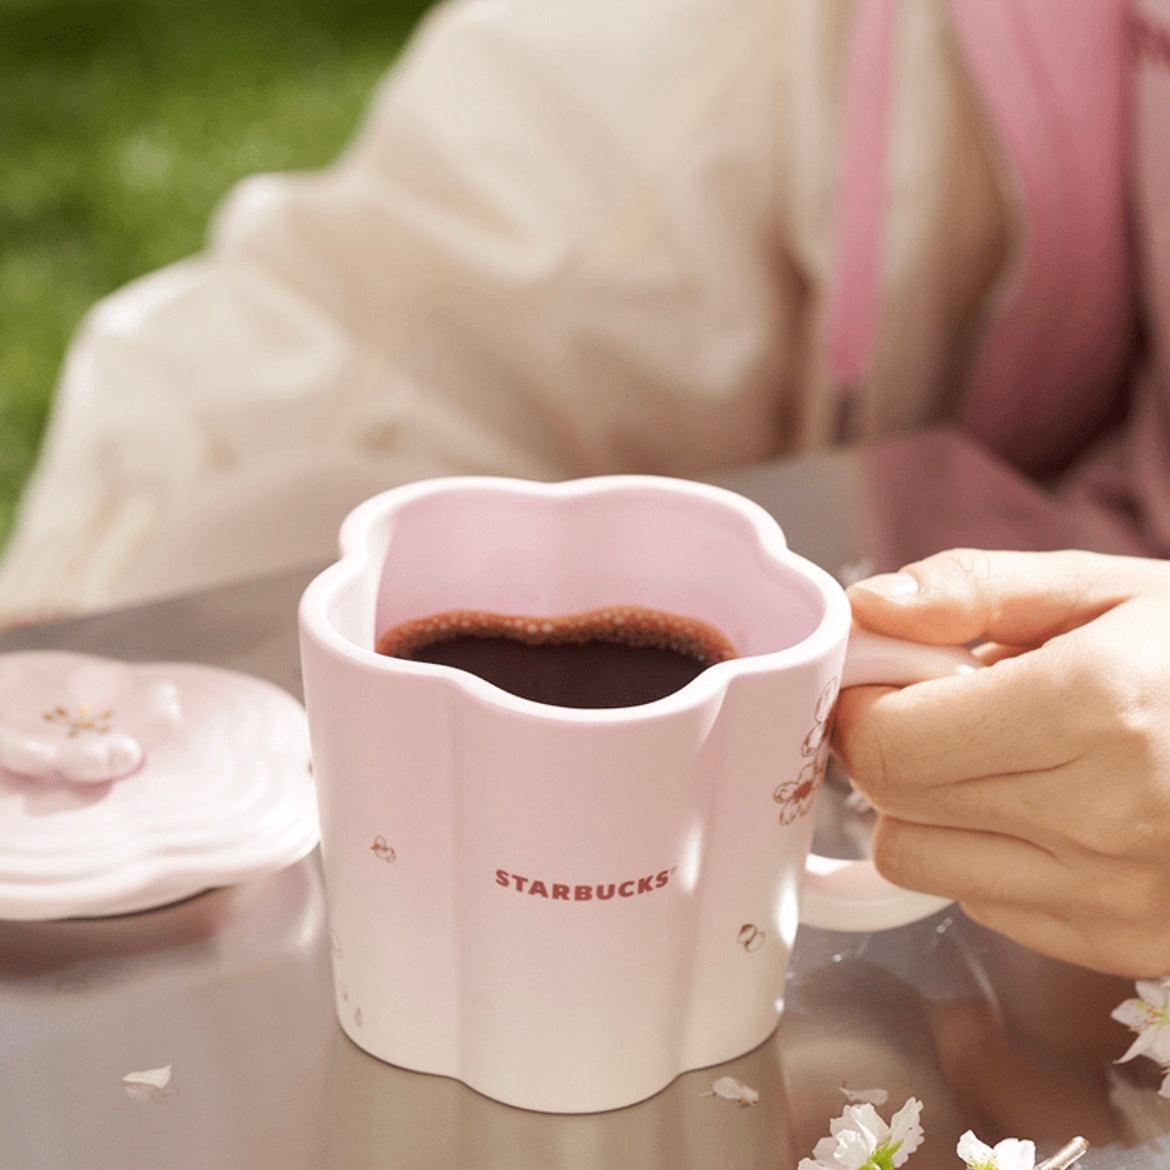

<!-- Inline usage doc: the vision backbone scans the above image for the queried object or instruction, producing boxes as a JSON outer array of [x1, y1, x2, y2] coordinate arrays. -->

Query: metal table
[[3, 430, 1167, 1169]]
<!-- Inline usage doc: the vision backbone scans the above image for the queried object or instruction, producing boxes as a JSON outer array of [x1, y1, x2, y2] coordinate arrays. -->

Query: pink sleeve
[[1064, 5, 1170, 558], [1056, 366, 1170, 557], [1024, 2, 1170, 561]]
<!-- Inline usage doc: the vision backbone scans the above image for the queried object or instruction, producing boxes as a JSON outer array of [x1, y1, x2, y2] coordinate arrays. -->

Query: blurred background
[[0, 0, 434, 547]]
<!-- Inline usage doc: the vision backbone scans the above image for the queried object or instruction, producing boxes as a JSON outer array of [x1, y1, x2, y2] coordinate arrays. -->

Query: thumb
[[846, 548, 1160, 646]]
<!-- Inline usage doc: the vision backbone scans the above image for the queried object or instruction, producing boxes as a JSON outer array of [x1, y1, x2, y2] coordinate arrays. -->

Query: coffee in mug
[[376, 605, 737, 708]]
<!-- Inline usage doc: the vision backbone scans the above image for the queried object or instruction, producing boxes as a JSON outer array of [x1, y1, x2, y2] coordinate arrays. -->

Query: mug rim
[[298, 475, 851, 725]]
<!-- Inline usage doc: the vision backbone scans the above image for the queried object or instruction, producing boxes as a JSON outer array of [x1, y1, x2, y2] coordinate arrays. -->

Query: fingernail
[[851, 572, 920, 599]]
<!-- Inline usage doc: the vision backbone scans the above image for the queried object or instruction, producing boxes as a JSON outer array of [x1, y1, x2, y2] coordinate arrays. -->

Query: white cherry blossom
[[798, 1097, 923, 1170], [1112, 977, 1170, 1066], [956, 1130, 1035, 1170]]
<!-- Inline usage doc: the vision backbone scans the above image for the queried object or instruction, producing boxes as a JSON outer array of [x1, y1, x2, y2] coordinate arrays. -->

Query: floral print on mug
[[370, 835, 397, 862], [801, 677, 838, 758], [773, 743, 830, 825], [775, 678, 838, 826], [737, 924, 766, 952]]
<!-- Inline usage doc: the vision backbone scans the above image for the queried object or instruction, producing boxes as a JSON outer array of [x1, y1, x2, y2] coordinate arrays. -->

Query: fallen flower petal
[[702, 1075, 759, 1106], [841, 1086, 890, 1106], [121, 1065, 172, 1094]]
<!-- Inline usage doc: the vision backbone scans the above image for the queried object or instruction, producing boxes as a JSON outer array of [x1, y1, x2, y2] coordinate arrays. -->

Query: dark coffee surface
[[376, 605, 737, 708]]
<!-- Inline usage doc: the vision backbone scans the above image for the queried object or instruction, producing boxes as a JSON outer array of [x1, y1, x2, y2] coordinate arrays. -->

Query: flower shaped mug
[[299, 476, 975, 1112]]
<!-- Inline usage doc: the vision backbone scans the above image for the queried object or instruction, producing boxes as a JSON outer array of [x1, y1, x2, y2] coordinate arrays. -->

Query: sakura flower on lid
[[0, 655, 181, 784], [0, 652, 319, 920]]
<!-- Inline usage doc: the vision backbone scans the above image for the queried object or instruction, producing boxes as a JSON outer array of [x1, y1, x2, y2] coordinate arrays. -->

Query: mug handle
[[799, 630, 980, 933]]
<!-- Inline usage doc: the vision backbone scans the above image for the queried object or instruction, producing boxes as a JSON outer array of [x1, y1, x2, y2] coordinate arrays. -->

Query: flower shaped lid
[[0, 652, 319, 920]]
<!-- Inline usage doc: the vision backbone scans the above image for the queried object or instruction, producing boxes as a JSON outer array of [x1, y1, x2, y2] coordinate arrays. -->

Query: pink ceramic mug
[[298, 475, 974, 1113]]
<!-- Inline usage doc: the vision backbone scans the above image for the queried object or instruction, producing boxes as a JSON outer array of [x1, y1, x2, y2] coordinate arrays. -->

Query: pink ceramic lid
[[0, 652, 318, 920]]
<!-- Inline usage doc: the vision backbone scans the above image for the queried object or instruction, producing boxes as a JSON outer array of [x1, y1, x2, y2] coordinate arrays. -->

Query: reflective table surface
[[3, 430, 1167, 1169]]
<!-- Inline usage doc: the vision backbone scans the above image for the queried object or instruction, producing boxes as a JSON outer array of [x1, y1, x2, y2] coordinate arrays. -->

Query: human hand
[[836, 549, 1170, 978]]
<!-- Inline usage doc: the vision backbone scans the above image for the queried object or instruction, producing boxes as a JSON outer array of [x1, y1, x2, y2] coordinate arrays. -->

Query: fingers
[[838, 660, 1165, 854], [972, 642, 1027, 667], [874, 817, 1170, 977], [961, 901, 1170, 979], [872, 817, 1073, 909], [837, 596, 1170, 834], [957, 902, 1097, 971], [841, 569, 1170, 981], [847, 549, 1169, 647], [850, 757, 1150, 865], [851, 766, 1071, 849], [834, 646, 1084, 792]]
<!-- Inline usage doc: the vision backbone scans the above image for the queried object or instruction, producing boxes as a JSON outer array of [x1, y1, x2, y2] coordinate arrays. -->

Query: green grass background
[[0, 0, 433, 546]]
